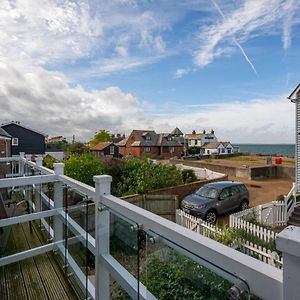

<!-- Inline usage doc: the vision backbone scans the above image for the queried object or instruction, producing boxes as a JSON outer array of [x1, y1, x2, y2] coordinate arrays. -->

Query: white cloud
[[174, 68, 190, 79], [0, 60, 145, 141], [149, 96, 295, 143], [194, 0, 300, 69]]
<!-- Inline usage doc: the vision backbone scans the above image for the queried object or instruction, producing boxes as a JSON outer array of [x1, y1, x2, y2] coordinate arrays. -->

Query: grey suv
[[180, 181, 249, 224]]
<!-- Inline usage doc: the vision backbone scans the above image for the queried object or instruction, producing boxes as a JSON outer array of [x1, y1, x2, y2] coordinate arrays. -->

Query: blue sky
[[1, 0, 300, 143]]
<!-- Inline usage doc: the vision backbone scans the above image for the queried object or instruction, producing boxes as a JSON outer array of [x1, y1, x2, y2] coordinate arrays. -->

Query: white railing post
[[34, 156, 43, 212], [277, 226, 300, 300], [36, 157, 43, 168], [19, 152, 25, 176], [53, 163, 64, 243], [94, 175, 112, 300]]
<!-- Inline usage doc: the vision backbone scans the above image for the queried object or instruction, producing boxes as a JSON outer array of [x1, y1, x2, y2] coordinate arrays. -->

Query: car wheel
[[205, 210, 217, 224], [240, 201, 248, 211]]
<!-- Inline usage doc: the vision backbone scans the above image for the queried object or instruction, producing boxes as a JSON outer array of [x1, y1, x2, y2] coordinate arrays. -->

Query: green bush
[[116, 158, 183, 195], [140, 247, 231, 300], [181, 169, 197, 183], [64, 152, 104, 187], [188, 146, 201, 155]]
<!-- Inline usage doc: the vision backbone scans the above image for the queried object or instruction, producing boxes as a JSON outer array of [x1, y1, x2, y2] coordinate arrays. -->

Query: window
[[110, 146, 114, 155], [221, 148, 225, 153], [169, 147, 175, 153], [219, 188, 231, 200], [195, 140, 198, 145], [144, 147, 151, 152], [231, 186, 240, 196], [145, 135, 151, 140], [12, 138, 18, 146], [188, 140, 191, 146]]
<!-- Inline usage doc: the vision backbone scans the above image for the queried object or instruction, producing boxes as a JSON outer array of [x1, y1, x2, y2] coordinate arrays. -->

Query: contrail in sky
[[211, 0, 258, 76]]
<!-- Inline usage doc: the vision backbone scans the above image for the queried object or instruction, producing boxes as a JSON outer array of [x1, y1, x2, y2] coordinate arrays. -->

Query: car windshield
[[195, 186, 219, 199]]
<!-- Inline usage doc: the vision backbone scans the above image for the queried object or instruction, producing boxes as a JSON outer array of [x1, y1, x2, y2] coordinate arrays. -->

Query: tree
[[64, 153, 104, 186], [89, 129, 112, 147]]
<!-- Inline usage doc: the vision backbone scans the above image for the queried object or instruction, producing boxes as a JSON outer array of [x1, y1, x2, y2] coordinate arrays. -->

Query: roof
[[184, 133, 203, 139], [90, 142, 113, 151], [222, 142, 233, 148], [157, 133, 182, 147], [202, 142, 223, 149], [116, 137, 128, 146], [0, 128, 11, 138], [171, 127, 183, 136], [131, 130, 159, 146], [1, 121, 47, 137], [121, 129, 184, 147], [204, 181, 244, 189], [287, 83, 300, 102]]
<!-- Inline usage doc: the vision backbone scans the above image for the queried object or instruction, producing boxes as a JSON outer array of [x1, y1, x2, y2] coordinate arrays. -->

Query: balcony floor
[[0, 221, 79, 300]]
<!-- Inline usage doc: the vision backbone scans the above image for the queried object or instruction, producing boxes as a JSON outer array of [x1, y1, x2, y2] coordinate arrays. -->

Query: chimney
[[192, 130, 196, 134]]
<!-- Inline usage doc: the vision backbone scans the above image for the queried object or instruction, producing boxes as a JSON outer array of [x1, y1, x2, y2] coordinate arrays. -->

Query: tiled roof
[[116, 137, 128, 146], [171, 127, 183, 136], [157, 133, 182, 147], [90, 142, 113, 151], [132, 130, 159, 146], [0, 128, 11, 138], [202, 142, 223, 149], [1, 121, 47, 136], [222, 142, 232, 148], [184, 133, 203, 139]]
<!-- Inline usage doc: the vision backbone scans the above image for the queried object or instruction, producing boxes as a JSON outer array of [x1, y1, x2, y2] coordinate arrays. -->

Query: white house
[[184, 130, 217, 148], [202, 142, 225, 155], [202, 141, 234, 155], [223, 142, 234, 154]]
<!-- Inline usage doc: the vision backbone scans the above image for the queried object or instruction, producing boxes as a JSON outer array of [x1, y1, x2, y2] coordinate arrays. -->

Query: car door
[[230, 186, 241, 210], [218, 187, 234, 214]]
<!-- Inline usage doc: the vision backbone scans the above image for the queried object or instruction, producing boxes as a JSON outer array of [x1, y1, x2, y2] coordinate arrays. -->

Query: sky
[[1, 0, 300, 143]]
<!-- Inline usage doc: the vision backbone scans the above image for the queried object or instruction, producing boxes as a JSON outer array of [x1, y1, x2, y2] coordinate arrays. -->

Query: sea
[[234, 144, 295, 158]]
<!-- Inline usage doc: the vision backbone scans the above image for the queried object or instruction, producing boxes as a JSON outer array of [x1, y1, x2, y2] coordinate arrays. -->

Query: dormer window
[[145, 135, 151, 140], [12, 138, 18, 146]]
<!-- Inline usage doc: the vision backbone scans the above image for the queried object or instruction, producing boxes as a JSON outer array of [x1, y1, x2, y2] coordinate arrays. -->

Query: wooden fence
[[176, 209, 283, 269]]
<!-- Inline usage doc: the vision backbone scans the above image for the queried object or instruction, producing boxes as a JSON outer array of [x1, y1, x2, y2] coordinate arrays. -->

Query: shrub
[[140, 247, 231, 300], [64, 152, 104, 187], [117, 158, 183, 195], [181, 169, 197, 183]]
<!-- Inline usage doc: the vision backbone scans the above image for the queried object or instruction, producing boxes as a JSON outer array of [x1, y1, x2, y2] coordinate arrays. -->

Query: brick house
[[0, 128, 11, 157], [117, 130, 184, 159]]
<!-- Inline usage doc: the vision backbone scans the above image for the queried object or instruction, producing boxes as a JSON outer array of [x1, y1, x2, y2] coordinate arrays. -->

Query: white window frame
[[12, 138, 18, 146], [110, 146, 115, 155], [144, 147, 151, 152], [169, 147, 175, 153]]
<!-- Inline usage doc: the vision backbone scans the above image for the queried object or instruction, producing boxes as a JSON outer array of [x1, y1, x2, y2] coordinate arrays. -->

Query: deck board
[[0, 221, 80, 300]]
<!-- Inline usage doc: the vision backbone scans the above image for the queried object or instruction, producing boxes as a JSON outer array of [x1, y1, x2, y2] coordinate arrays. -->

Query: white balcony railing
[[0, 154, 299, 300]]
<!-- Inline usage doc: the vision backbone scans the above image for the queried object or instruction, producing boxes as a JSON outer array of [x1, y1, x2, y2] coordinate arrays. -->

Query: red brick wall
[[118, 131, 184, 159], [0, 139, 10, 157]]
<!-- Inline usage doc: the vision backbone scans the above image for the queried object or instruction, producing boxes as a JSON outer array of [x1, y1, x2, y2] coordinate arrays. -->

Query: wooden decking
[[0, 221, 81, 300]]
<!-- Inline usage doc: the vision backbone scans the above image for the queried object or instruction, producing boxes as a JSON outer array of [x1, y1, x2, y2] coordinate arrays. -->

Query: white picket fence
[[176, 209, 222, 237], [229, 210, 277, 243], [229, 203, 286, 228], [176, 209, 283, 269]]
